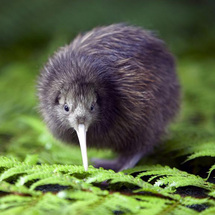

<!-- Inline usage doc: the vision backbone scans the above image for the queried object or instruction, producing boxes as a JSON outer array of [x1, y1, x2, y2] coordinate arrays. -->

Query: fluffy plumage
[[37, 24, 180, 171]]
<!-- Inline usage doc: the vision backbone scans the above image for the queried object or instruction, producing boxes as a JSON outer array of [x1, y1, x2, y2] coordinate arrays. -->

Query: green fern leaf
[[201, 206, 215, 215], [24, 154, 38, 165], [16, 172, 55, 186], [0, 157, 21, 169], [185, 142, 215, 162], [0, 181, 40, 196], [0, 195, 33, 210], [86, 169, 144, 187], [30, 175, 80, 191], [136, 165, 214, 191], [0, 164, 33, 182]]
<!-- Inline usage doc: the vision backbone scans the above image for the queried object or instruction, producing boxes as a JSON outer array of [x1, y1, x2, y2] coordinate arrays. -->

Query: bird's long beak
[[76, 124, 88, 171]]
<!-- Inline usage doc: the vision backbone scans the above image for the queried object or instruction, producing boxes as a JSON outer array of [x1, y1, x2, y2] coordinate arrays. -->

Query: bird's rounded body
[[38, 24, 180, 171]]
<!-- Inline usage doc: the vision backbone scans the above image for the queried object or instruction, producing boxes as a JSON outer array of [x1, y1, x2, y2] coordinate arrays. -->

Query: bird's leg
[[92, 152, 144, 172]]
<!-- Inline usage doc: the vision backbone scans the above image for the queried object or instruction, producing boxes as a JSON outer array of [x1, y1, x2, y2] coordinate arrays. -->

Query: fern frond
[[0, 164, 33, 182], [86, 169, 144, 187], [28, 193, 70, 215], [201, 206, 215, 215], [60, 191, 145, 214], [0, 155, 214, 214], [179, 196, 215, 213], [24, 154, 38, 165], [168, 204, 199, 215], [185, 142, 215, 162], [0, 157, 21, 169], [132, 195, 175, 214], [0, 195, 33, 210], [16, 172, 55, 186], [206, 164, 215, 180], [122, 166, 148, 174], [101, 193, 144, 214], [208, 190, 215, 198], [30, 175, 80, 191], [0, 181, 40, 196], [59, 196, 111, 215], [136, 165, 214, 192]]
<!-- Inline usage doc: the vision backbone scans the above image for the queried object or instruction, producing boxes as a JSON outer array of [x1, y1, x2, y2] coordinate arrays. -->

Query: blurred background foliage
[[0, 0, 215, 167]]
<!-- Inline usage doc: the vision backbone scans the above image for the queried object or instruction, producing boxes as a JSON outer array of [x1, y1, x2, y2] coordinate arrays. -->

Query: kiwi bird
[[37, 24, 180, 172]]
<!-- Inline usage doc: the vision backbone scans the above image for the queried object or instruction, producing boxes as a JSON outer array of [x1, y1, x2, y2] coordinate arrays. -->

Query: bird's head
[[55, 82, 99, 170]]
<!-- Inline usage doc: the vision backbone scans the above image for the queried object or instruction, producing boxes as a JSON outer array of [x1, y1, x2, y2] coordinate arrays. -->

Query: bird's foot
[[92, 152, 143, 172]]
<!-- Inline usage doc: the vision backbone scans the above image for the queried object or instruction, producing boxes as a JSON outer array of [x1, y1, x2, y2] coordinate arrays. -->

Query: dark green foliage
[[1, 156, 214, 215]]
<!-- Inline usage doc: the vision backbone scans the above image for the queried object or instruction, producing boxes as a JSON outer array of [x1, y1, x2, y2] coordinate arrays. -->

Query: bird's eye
[[64, 104, 70, 112], [90, 104, 95, 111]]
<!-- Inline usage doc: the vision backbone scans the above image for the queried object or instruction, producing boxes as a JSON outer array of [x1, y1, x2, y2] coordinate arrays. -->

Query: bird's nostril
[[77, 116, 86, 124]]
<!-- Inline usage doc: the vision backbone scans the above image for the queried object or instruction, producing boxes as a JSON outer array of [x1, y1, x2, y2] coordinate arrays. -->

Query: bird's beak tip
[[76, 124, 88, 171]]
